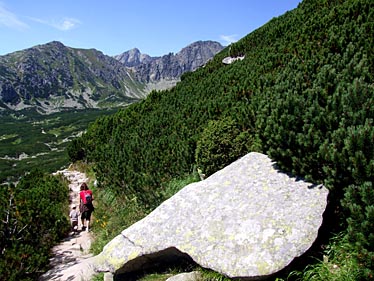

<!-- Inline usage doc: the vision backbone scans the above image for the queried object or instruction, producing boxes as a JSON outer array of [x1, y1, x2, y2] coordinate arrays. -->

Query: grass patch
[[138, 272, 174, 281], [159, 171, 200, 200], [288, 233, 366, 281], [135, 267, 233, 281], [198, 268, 232, 281], [91, 272, 105, 281], [90, 187, 147, 255]]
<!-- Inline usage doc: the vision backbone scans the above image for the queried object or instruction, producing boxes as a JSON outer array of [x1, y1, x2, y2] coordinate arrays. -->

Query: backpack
[[83, 191, 92, 205]]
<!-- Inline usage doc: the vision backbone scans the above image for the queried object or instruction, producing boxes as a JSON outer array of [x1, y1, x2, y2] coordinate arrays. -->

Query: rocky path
[[39, 168, 95, 281]]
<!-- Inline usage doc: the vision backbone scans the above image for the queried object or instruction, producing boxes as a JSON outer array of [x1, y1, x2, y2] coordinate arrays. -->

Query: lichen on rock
[[94, 152, 329, 279]]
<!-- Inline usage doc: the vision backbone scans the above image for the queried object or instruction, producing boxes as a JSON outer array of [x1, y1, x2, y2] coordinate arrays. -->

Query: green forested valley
[[1, 0, 373, 279], [0, 108, 118, 183]]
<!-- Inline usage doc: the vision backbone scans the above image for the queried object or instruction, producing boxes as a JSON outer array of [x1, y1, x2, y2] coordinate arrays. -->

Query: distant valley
[[0, 40, 223, 114], [0, 40, 223, 183]]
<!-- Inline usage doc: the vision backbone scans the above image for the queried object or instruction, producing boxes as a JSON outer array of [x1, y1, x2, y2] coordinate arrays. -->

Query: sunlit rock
[[94, 152, 329, 279]]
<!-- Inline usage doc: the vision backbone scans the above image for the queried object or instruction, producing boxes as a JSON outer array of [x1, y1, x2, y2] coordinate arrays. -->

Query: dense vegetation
[[0, 108, 121, 280], [70, 0, 373, 279], [0, 108, 119, 183], [0, 169, 70, 280]]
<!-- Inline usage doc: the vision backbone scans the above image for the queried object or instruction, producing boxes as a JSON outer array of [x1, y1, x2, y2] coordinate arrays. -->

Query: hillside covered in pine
[[2, 0, 372, 279], [72, 0, 373, 278]]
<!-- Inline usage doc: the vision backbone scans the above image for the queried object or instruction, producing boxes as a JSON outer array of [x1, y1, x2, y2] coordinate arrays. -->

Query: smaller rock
[[104, 272, 114, 281], [222, 55, 245, 64]]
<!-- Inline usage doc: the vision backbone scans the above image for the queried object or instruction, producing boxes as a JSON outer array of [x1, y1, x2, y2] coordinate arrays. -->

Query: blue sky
[[0, 1, 301, 57]]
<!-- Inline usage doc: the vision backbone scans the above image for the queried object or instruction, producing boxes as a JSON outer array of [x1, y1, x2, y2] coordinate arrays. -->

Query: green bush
[[195, 117, 251, 177], [0, 169, 70, 280], [341, 182, 374, 278], [67, 137, 86, 162]]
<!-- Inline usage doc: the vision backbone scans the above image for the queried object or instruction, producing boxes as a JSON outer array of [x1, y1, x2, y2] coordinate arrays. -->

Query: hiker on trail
[[69, 205, 79, 235], [79, 182, 94, 232]]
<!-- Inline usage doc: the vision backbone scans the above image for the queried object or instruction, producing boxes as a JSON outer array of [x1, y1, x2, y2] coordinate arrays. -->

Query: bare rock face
[[114, 48, 152, 67], [115, 40, 224, 83], [93, 152, 329, 279]]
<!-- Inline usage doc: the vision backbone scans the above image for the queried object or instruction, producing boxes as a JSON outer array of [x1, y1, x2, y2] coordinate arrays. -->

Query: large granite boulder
[[94, 152, 329, 279]]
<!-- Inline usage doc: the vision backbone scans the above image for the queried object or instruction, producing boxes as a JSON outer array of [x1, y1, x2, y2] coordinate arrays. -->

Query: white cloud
[[0, 3, 28, 30], [54, 18, 81, 31], [220, 34, 238, 45], [29, 16, 81, 31]]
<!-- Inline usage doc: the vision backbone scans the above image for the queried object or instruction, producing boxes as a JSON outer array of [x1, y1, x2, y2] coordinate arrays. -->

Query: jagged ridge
[[0, 40, 223, 114], [0, 41, 146, 114], [114, 40, 224, 82]]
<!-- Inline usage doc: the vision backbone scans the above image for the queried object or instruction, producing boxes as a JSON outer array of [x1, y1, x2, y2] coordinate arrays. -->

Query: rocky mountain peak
[[114, 40, 224, 83], [40, 40, 66, 49], [176, 40, 224, 72], [114, 48, 151, 67]]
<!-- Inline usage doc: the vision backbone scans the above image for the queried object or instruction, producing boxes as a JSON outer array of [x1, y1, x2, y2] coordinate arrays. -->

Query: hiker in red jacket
[[79, 182, 94, 232]]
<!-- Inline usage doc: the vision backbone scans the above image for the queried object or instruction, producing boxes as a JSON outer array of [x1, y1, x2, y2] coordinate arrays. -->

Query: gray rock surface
[[94, 152, 329, 279], [114, 48, 152, 67], [115, 40, 224, 83], [222, 55, 245, 64]]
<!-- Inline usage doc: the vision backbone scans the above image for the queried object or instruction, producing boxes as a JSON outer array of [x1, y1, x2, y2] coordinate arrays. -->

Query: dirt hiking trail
[[39, 168, 95, 281]]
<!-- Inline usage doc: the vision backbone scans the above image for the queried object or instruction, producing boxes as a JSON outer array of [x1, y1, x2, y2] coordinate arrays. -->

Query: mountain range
[[0, 40, 223, 114], [115, 40, 223, 83]]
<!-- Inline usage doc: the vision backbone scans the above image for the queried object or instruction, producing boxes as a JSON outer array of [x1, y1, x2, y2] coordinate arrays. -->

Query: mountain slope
[[0, 40, 223, 114], [78, 0, 373, 276], [0, 41, 146, 114], [80, 0, 373, 228]]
